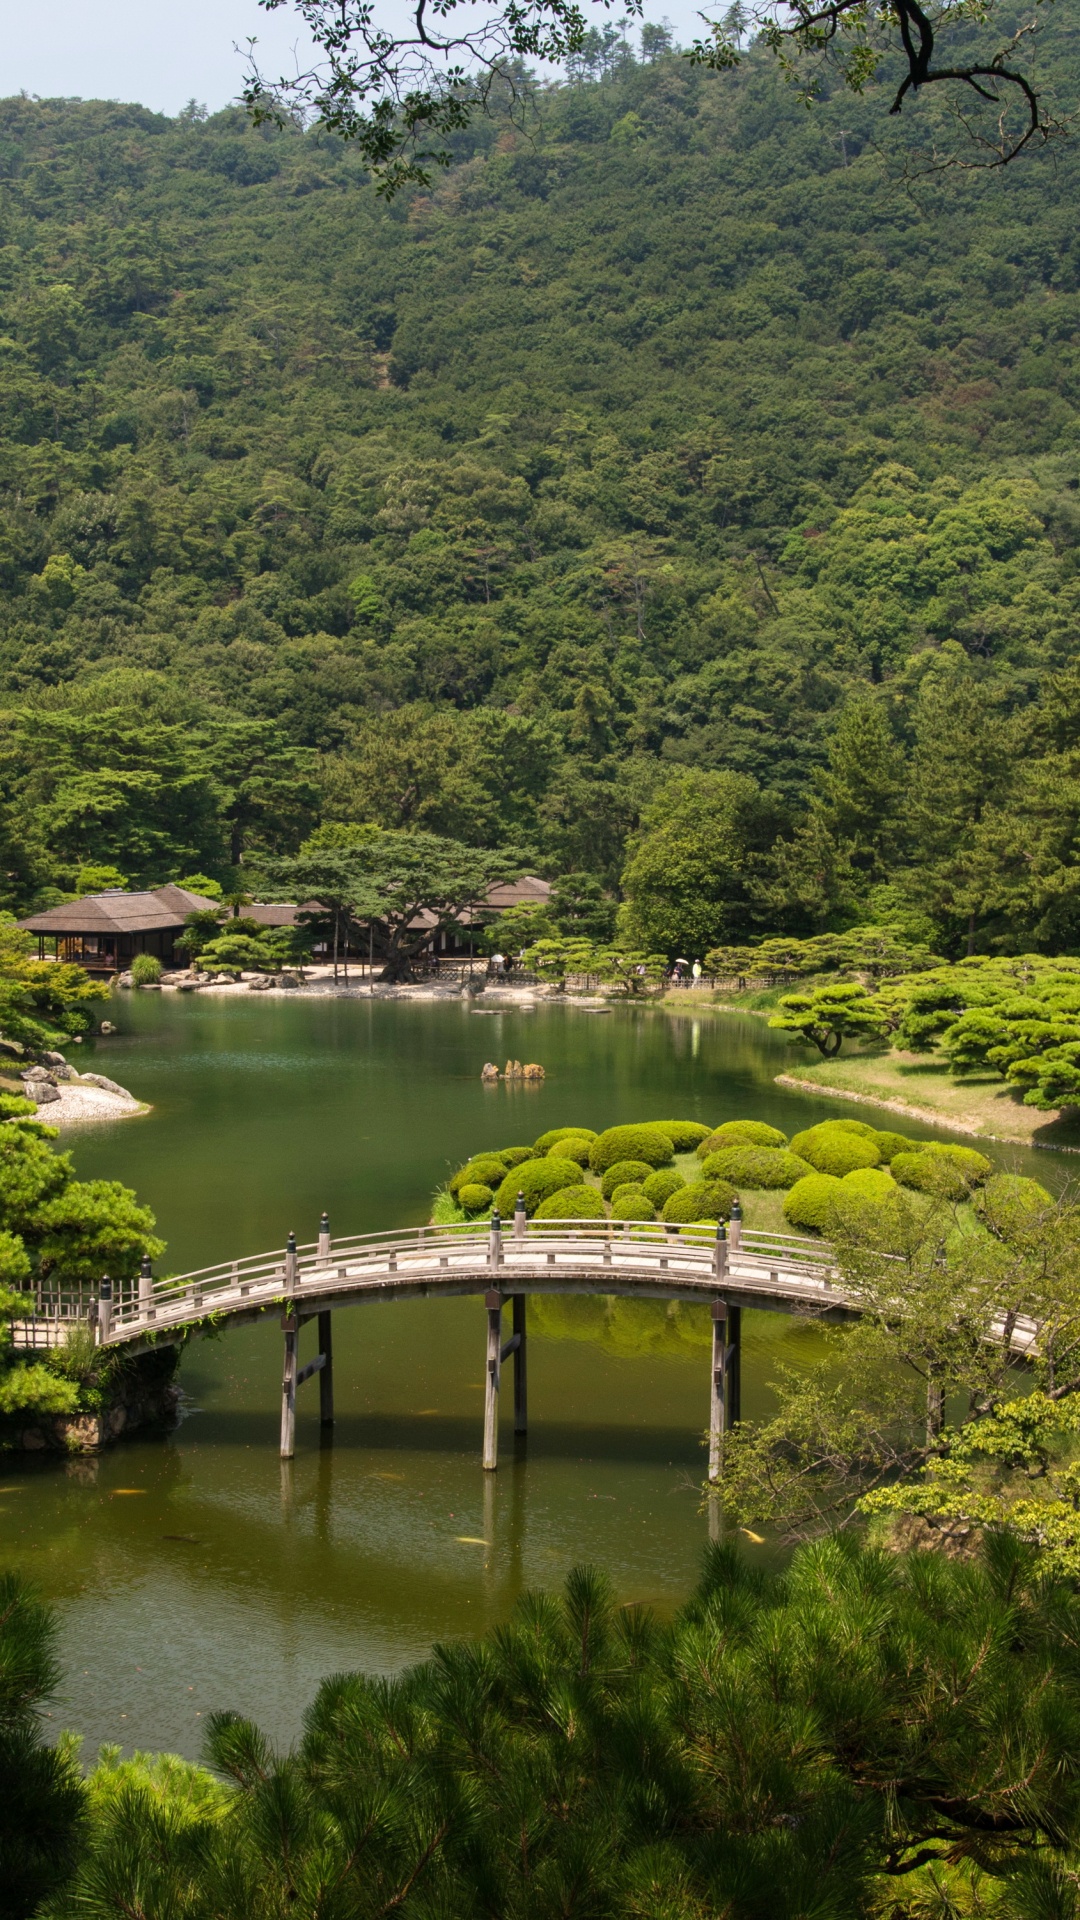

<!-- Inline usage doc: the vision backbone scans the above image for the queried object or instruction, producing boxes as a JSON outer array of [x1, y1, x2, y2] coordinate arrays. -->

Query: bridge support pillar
[[483, 1290, 503, 1470], [708, 1300, 741, 1484], [318, 1310, 334, 1427], [513, 1293, 527, 1435], [281, 1313, 299, 1459]]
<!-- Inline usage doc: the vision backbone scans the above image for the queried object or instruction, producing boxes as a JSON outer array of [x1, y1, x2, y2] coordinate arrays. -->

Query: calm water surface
[[0, 994, 1064, 1759]]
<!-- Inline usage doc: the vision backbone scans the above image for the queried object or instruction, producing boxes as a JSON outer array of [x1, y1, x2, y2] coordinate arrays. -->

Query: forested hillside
[[3, 23, 1080, 954]]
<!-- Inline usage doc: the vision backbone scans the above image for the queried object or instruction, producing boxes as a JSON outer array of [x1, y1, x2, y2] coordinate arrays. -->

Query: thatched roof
[[19, 885, 219, 936]]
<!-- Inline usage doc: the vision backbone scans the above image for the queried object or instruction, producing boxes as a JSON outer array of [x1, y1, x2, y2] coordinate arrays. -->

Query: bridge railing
[[84, 1218, 832, 1340]]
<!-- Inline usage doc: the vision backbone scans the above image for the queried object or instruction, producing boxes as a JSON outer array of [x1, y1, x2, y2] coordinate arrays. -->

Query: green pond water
[[0, 993, 1064, 1762]]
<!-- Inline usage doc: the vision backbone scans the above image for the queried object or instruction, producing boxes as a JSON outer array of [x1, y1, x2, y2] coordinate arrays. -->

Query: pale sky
[[0, 0, 702, 118]]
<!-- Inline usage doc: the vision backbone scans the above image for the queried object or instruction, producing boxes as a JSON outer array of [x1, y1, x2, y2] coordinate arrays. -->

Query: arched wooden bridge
[[17, 1212, 850, 1479]]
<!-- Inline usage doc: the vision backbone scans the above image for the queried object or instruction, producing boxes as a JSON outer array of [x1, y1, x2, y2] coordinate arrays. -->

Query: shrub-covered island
[[433, 1116, 1041, 1234]]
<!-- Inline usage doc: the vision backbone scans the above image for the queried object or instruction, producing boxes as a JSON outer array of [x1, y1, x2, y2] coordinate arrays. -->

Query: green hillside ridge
[[1, 29, 1080, 954]]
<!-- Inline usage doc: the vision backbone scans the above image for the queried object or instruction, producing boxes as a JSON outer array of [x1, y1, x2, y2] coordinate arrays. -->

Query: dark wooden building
[[19, 885, 219, 974]]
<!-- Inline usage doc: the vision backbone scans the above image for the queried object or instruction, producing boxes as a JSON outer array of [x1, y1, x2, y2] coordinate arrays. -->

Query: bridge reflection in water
[[16, 1210, 847, 1482]]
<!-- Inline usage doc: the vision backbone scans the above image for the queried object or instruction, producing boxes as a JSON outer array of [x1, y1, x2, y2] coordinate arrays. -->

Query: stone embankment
[[3, 1049, 144, 1126]]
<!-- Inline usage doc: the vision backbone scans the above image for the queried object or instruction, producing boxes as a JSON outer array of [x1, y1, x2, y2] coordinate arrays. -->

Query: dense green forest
[[3, 20, 1080, 954]]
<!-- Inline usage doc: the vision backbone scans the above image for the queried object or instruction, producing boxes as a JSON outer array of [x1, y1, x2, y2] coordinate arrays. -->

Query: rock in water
[[523, 1063, 545, 1080], [481, 1062, 499, 1081]]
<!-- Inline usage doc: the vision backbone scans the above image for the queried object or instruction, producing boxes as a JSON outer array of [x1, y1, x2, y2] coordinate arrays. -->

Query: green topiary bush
[[868, 1129, 920, 1163], [534, 1184, 606, 1221], [839, 1167, 897, 1201], [495, 1157, 582, 1217], [589, 1125, 675, 1174], [654, 1121, 712, 1151], [610, 1190, 656, 1221], [534, 1126, 597, 1152], [978, 1172, 1053, 1225], [458, 1182, 493, 1213], [498, 1147, 536, 1168], [450, 1155, 509, 1196], [921, 1143, 992, 1184], [642, 1168, 686, 1208], [701, 1146, 813, 1190], [825, 1119, 880, 1141], [789, 1125, 881, 1177], [662, 1179, 737, 1225], [783, 1173, 843, 1231], [697, 1120, 787, 1157], [890, 1152, 970, 1201], [552, 1136, 594, 1166], [600, 1159, 656, 1199]]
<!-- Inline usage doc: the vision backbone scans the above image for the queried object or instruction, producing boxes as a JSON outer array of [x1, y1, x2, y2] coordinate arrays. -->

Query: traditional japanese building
[[18, 885, 219, 974]]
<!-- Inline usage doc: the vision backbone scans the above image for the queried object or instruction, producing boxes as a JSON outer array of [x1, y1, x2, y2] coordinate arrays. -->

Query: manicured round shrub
[[534, 1183, 606, 1221], [610, 1190, 656, 1221], [535, 1126, 597, 1152], [890, 1152, 969, 1201], [495, 1157, 582, 1218], [978, 1172, 1053, 1222], [600, 1159, 656, 1199], [589, 1125, 675, 1174], [701, 1146, 813, 1190], [839, 1167, 897, 1202], [498, 1147, 536, 1168], [922, 1143, 992, 1184], [869, 1129, 920, 1163], [697, 1120, 787, 1157], [458, 1183, 493, 1213], [551, 1136, 594, 1167], [789, 1125, 881, 1177], [450, 1154, 510, 1196], [654, 1120, 712, 1151], [662, 1179, 737, 1225], [610, 1180, 645, 1202], [824, 1118, 881, 1141], [642, 1168, 685, 1208], [783, 1173, 843, 1231]]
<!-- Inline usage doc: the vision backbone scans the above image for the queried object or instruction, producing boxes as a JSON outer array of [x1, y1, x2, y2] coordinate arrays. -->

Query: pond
[[0, 992, 1062, 1761]]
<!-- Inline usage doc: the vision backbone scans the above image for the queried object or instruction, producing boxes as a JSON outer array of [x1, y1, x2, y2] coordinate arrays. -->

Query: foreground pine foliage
[[43, 1538, 1080, 1919]]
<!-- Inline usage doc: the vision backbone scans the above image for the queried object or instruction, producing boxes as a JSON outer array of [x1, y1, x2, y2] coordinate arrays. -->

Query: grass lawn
[[776, 1048, 1080, 1150]]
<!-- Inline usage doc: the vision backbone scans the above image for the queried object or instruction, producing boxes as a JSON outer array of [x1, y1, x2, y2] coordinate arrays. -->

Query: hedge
[[552, 1136, 595, 1167], [701, 1146, 813, 1190], [642, 1168, 685, 1208], [589, 1125, 675, 1174], [891, 1153, 973, 1201], [600, 1159, 656, 1200], [534, 1184, 606, 1221], [610, 1190, 657, 1221], [535, 1126, 597, 1152], [458, 1182, 493, 1213], [495, 1157, 582, 1217], [783, 1174, 843, 1231], [499, 1147, 536, 1168], [921, 1142, 992, 1183], [450, 1154, 509, 1196], [662, 1179, 737, 1225], [789, 1125, 881, 1177], [978, 1173, 1053, 1222], [839, 1167, 897, 1202], [654, 1121, 713, 1151], [697, 1120, 787, 1157]]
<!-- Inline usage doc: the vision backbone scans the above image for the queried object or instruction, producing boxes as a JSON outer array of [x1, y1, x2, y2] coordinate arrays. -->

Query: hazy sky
[[0, 0, 698, 118]]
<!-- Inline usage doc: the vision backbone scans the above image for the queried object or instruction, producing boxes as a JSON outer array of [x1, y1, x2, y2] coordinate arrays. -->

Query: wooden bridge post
[[138, 1254, 154, 1322], [97, 1276, 112, 1345], [318, 1310, 334, 1427], [728, 1199, 742, 1253], [512, 1293, 527, 1435], [513, 1194, 527, 1242], [281, 1314, 298, 1458], [483, 1289, 504, 1470], [285, 1230, 298, 1295], [318, 1212, 331, 1259], [708, 1296, 742, 1483]]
